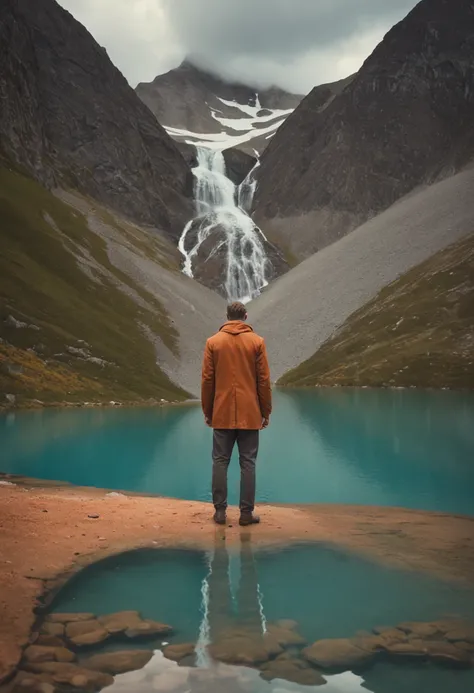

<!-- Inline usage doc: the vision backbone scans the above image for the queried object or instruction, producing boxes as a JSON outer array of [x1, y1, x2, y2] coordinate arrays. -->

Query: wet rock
[[40, 623, 65, 638], [303, 638, 375, 670], [65, 620, 109, 646], [427, 641, 472, 668], [46, 613, 95, 624], [260, 659, 326, 686], [152, 667, 189, 692], [23, 646, 75, 664], [209, 627, 283, 665], [22, 663, 113, 692], [351, 636, 385, 653], [11, 672, 56, 693], [162, 643, 196, 662], [35, 636, 65, 648], [82, 650, 153, 675], [445, 626, 474, 644], [376, 628, 407, 646], [384, 639, 429, 659], [125, 619, 173, 639], [432, 618, 473, 634], [98, 610, 141, 634], [266, 623, 306, 646], [397, 621, 440, 638], [453, 641, 474, 653]]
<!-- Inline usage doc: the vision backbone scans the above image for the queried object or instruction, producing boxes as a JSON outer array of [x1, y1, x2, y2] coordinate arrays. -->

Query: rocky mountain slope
[[0, 167, 224, 408], [0, 0, 192, 239], [136, 60, 302, 157], [253, 0, 474, 260], [280, 233, 474, 389], [251, 168, 474, 383]]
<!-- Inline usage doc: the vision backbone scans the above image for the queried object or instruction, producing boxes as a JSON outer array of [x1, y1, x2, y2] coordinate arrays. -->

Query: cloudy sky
[[57, 0, 418, 93]]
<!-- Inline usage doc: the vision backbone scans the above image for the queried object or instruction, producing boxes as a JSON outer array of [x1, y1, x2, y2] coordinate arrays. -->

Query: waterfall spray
[[178, 147, 269, 303]]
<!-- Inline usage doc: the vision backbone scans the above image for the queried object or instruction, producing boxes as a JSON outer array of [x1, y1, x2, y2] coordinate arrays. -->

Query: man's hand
[[205, 417, 212, 427], [262, 417, 270, 429]]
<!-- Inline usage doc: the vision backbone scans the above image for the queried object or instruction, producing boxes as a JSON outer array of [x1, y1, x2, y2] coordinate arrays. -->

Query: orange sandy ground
[[1, 483, 474, 683]]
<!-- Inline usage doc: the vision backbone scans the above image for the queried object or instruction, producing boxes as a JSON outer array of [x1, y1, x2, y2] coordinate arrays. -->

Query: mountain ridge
[[253, 0, 474, 259], [0, 0, 193, 239]]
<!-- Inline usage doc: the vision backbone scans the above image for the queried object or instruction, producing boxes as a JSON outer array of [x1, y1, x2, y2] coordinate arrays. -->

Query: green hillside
[[279, 234, 474, 390], [0, 167, 190, 406]]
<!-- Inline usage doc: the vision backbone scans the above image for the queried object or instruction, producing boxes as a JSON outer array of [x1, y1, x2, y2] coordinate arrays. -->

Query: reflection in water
[[2, 390, 474, 513]]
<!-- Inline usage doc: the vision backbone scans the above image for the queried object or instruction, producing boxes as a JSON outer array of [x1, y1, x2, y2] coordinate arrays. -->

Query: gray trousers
[[212, 429, 259, 513]]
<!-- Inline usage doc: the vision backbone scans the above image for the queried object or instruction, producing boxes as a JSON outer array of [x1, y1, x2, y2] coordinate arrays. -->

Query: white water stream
[[178, 147, 269, 303]]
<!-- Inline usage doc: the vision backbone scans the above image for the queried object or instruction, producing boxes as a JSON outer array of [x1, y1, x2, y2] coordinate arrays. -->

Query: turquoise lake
[[51, 541, 474, 692], [1, 389, 474, 514]]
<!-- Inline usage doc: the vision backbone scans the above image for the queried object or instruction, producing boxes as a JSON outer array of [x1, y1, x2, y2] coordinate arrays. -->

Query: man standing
[[201, 301, 272, 526]]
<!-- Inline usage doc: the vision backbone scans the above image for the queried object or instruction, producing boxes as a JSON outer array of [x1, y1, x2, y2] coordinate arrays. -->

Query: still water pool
[[50, 541, 474, 693], [1, 389, 474, 514]]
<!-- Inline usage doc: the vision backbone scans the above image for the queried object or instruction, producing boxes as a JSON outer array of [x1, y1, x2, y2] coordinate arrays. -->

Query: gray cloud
[[58, 0, 418, 93]]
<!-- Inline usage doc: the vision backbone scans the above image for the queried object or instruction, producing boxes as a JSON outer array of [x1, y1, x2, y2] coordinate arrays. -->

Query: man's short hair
[[227, 301, 247, 320]]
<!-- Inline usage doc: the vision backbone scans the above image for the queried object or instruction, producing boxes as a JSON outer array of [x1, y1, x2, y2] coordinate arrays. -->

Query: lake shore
[[1, 480, 474, 684]]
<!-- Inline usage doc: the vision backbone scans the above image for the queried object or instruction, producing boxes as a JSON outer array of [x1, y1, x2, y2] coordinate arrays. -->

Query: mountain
[[0, 0, 193, 239], [251, 168, 474, 383], [280, 232, 474, 390], [252, 0, 474, 260], [0, 167, 224, 408], [136, 60, 303, 158]]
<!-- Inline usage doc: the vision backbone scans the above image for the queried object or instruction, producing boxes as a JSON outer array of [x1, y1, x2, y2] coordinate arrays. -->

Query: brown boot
[[213, 509, 227, 525], [239, 512, 260, 526]]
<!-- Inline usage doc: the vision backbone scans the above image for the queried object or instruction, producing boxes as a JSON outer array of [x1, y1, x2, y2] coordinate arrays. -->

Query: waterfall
[[178, 146, 269, 303]]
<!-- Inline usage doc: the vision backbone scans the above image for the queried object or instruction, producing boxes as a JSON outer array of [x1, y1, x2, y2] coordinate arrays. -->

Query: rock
[[0, 1, 193, 239], [260, 659, 326, 686], [66, 346, 90, 358], [98, 610, 141, 634], [125, 619, 173, 639], [376, 628, 407, 646], [22, 663, 113, 692], [39, 623, 65, 638], [208, 628, 283, 666], [65, 620, 109, 646], [254, 0, 474, 260], [303, 638, 376, 670], [384, 639, 429, 659], [445, 626, 474, 644], [427, 641, 472, 668], [397, 621, 441, 638], [152, 667, 189, 692], [2, 362, 23, 376], [46, 613, 95, 624], [222, 147, 257, 185], [11, 672, 56, 693], [453, 641, 474, 653], [266, 623, 307, 646], [5, 315, 28, 328], [35, 636, 65, 648], [82, 650, 153, 675], [5, 394, 16, 405], [351, 636, 385, 653], [87, 515, 100, 519], [162, 643, 196, 662], [22, 646, 75, 664]]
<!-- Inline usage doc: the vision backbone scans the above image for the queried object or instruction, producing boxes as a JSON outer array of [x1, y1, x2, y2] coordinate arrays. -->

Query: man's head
[[227, 301, 247, 321]]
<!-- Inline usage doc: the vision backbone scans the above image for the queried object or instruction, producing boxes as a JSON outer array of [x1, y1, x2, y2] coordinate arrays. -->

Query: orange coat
[[201, 321, 272, 430]]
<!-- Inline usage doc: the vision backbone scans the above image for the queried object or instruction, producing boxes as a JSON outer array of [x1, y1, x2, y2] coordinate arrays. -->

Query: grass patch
[[279, 234, 474, 389], [0, 167, 189, 404]]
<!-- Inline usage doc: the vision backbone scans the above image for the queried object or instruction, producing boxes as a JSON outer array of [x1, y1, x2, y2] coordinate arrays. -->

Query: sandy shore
[[1, 482, 474, 684]]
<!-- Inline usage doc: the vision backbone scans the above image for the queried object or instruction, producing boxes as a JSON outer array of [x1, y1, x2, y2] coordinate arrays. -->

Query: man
[[201, 301, 272, 526]]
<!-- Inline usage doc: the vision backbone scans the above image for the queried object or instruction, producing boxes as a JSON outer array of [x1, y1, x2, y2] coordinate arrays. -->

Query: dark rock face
[[253, 0, 474, 258], [223, 148, 257, 185], [0, 0, 193, 239]]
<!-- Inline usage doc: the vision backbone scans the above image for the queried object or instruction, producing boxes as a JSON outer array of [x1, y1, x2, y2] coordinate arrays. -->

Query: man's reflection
[[207, 529, 264, 644]]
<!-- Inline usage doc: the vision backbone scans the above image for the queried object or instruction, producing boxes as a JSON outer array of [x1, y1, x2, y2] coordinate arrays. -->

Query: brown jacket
[[201, 321, 272, 430]]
